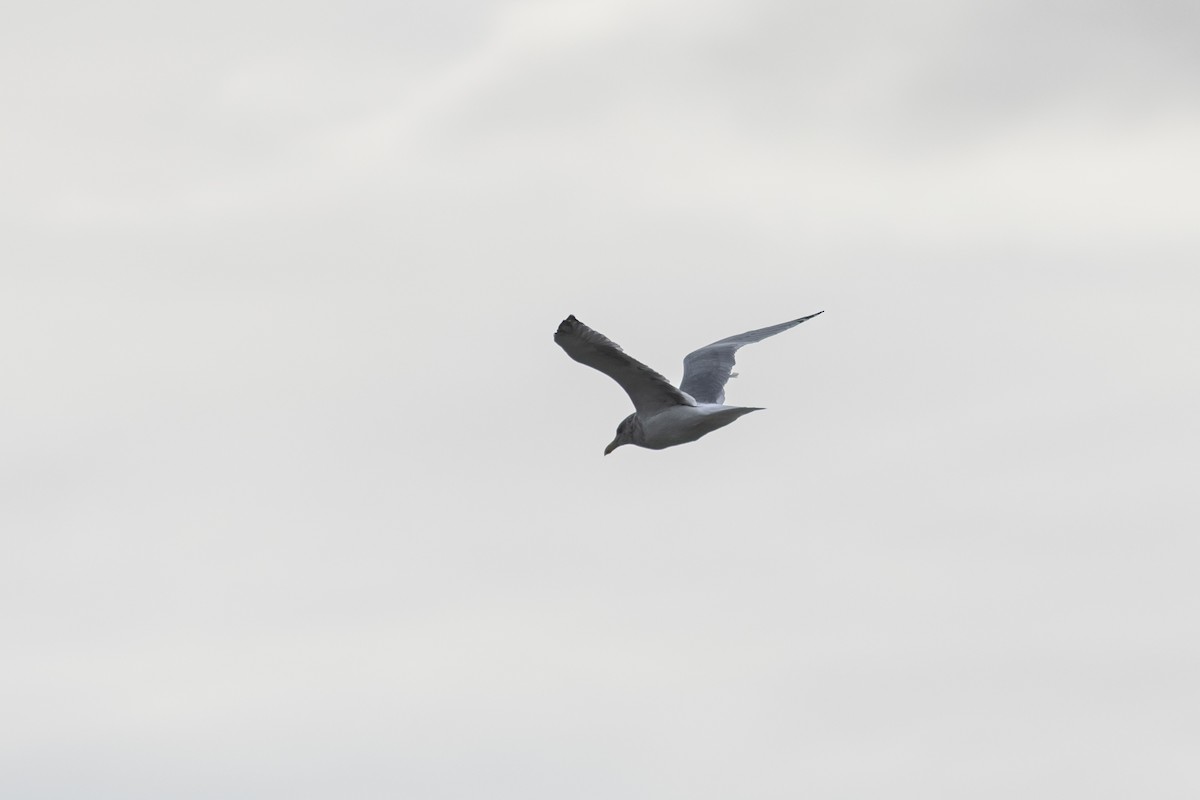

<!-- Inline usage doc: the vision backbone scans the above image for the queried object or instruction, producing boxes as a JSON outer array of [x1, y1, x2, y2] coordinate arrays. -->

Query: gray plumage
[[553, 317, 692, 416], [554, 311, 823, 454], [680, 313, 823, 404]]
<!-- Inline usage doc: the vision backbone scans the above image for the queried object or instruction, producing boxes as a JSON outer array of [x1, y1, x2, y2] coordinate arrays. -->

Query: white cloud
[[3, 2, 1198, 798]]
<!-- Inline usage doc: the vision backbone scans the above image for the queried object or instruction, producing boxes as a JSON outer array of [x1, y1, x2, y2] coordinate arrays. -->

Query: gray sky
[[4, 1, 1199, 798]]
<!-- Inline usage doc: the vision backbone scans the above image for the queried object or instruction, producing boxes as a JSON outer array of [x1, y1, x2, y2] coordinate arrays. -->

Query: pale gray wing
[[555, 315, 695, 415], [679, 311, 823, 404]]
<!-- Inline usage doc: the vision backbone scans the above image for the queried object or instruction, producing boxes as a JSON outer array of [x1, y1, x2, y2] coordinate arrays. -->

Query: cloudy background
[[4, 1, 1199, 797]]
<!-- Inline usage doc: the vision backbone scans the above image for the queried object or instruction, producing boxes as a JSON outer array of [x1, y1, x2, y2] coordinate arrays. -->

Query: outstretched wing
[[555, 315, 695, 415], [679, 311, 823, 404]]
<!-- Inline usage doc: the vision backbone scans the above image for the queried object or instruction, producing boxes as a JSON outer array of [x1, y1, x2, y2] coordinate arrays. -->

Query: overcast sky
[[4, 1, 1199, 798]]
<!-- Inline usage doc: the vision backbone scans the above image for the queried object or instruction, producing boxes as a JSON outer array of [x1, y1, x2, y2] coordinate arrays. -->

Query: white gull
[[554, 312, 823, 455]]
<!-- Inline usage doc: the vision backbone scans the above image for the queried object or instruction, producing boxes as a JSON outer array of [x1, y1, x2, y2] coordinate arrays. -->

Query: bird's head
[[604, 414, 638, 456]]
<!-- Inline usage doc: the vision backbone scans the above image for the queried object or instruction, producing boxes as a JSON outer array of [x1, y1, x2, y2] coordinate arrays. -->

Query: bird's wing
[[679, 311, 823, 404], [555, 315, 695, 415]]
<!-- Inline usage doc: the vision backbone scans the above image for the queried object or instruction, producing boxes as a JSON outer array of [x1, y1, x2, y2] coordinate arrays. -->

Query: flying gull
[[555, 312, 823, 454]]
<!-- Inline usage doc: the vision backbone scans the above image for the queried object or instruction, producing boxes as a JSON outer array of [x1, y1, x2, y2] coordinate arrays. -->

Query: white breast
[[640, 404, 755, 449]]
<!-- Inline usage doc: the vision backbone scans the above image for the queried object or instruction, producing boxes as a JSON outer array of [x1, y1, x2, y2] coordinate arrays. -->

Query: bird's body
[[637, 403, 763, 450], [554, 312, 822, 454]]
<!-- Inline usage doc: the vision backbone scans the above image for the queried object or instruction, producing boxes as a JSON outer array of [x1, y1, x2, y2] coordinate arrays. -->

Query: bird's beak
[[604, 439, 619, 456]]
